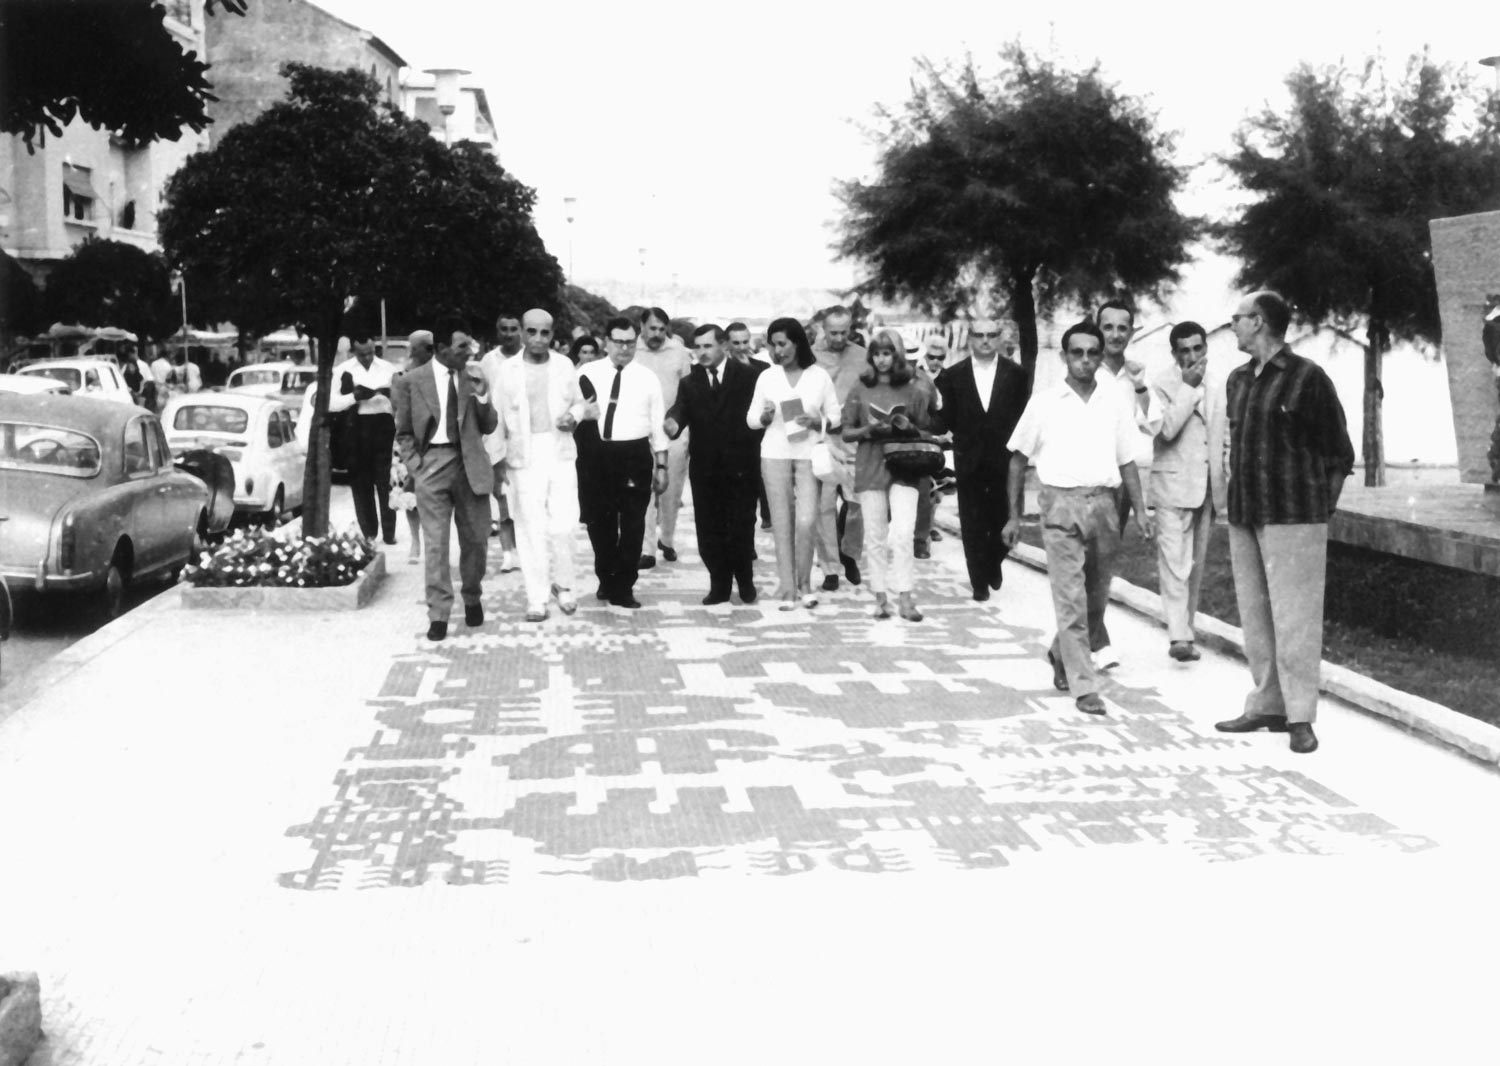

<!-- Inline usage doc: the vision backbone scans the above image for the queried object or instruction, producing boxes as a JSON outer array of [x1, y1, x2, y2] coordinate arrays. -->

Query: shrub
[[183, 526, 375, 588]]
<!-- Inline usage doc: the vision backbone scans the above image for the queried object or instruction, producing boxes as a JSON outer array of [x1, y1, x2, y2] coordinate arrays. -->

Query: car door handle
[[157, 486, 170, 494]]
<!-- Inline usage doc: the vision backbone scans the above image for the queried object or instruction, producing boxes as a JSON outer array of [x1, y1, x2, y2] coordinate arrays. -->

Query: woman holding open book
[[841, 328, 934, 621], [748, 317, 843, 610]]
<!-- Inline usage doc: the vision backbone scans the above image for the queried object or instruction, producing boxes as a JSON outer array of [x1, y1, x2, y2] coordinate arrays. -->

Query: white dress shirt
[[1099, 361, 1161, 466], [428, 361, 466, 446], [1008, 379, 1139, 488], [971, 355, 999, 413], [578, 359, 668, 451], [328, 356, 398, 416]]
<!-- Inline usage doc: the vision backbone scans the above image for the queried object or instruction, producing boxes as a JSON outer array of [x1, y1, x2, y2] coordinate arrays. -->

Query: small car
[[226, 362, 320, 408], [0, 373, 71, 396], [0, 394, 231, 619], [162, 393, 306, 527], [16, 358, 134, 405]]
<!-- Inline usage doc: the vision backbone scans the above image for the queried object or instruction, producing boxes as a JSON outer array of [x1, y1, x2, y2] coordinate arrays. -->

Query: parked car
[[226, 362, 319, 407], [162, 393, 306, 527], [0, 394, 233, 619], [16, 358, 134, 405], [0, 373, 71, 396]]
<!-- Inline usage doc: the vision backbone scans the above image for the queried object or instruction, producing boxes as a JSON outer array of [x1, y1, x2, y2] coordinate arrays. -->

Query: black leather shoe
[[1075, 693, 1107, 715], [426, 621, 447, 641], [972, 586, 990, 602], [929, 529, 943, 542], [821, 573, 839, 592], [383, 535, 398, 546], [1169, 641, 1202, 662], [638, 555, 656, 570], [913, 542, 931, 560], [1288, 723, 1319, 754], [1047, 650, 1069, 692], [738, 585, 758, 604], [659, 541, 677, 563], [841, 555, 861, 585], [1214, 712, 1290, 733], [595, 586, 612, 602], [610, 595, 642, 609], [464, 603, 483, 627], [702, 590, 731, 605]]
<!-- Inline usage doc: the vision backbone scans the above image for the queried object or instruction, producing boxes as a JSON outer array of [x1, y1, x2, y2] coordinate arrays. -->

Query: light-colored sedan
[[226, 362, 319, 408], [162, 393, 305, 527], [16, 358, 135, 405], [0, 374, 71, 396], [0, 394, 224, 619]]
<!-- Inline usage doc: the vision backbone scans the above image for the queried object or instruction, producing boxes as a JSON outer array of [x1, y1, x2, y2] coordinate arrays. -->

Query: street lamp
[[423, 67, 470, 146], [1481, 55, 1500, 94], [638, 247, 647, 301], [563, 196, 577, 283]]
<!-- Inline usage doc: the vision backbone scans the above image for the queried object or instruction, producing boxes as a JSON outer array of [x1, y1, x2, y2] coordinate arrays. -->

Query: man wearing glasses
[[1215, 291, 1353, 754], [576, 317, 669, 609], [933, 318, 1030, 602]]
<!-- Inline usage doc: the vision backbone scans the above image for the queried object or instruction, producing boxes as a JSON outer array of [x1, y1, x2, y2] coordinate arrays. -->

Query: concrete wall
[[205, 0, 404, 147], [1429, 210, 1500, 485]]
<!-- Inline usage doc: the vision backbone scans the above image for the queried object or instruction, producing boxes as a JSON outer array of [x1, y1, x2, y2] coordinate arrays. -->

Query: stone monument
[[1430, 209, 1500, 486]]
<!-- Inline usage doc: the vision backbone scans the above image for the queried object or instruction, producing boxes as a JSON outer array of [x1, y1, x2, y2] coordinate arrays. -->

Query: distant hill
[[576, 278, 849, 326]]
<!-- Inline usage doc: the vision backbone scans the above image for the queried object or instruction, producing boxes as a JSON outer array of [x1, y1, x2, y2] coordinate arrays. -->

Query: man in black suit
[[934, 318, 1030, 601], [665, 323, 766, 605]]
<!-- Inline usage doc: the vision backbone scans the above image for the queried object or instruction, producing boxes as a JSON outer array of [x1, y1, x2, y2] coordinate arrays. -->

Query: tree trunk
[[300, 312, 340, 537], [1363, 316, 1387, 488], [1008, 269, 1039, 386]]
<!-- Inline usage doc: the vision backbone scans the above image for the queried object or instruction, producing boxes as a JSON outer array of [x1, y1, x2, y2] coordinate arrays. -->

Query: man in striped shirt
[[1215, 291, 1354, 754]]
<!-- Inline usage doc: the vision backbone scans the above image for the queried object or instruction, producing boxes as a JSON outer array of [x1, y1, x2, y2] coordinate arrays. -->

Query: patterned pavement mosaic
[[278, 518, 1435, 889]]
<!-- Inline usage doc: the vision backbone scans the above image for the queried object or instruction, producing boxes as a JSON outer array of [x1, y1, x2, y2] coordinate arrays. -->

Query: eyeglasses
[[971, 331, 1000, 339], [610, 337, 635, 347]]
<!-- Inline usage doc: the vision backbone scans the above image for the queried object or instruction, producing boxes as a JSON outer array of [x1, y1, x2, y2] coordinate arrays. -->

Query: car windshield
[[0, 421, 103, 477], [233, 369, 282, 387], [23, 366, 82, 391], [173, 405, 250, 435], [286, 369, 317, 390]]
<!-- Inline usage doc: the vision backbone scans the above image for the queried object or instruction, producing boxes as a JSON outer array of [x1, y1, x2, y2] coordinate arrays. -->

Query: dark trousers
[[351, 413, 396, 541], [956, 466, 1012, 595], [692, 465, 759, 594], [585, 439, 653, 599]]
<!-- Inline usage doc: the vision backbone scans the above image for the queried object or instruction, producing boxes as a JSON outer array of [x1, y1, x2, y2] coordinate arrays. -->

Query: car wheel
[[263, 487, 285, 529], [98, 553, 128, 624]]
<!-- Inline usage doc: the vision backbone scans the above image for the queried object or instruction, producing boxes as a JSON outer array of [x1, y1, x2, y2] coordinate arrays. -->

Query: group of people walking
[[343, 291, 1352, 757]]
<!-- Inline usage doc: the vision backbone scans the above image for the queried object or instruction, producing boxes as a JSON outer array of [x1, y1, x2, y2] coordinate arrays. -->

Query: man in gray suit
[[1147, 321, 1226, 662], [394, 329, 499, 641]]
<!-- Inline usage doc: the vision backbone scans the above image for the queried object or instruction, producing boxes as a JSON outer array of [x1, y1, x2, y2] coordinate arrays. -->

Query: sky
[[315, 0, 1500, 316]]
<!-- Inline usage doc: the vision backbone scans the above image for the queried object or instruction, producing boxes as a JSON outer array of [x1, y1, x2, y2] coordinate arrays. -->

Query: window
[[267, 412, 284, 448], [173, 405, 250, 435], [145, 419, 164, 470], [62, 165, 96, 222], [0, 423, 102, 477], [124, 421, 152, 475], [119, 200, 136, 230]]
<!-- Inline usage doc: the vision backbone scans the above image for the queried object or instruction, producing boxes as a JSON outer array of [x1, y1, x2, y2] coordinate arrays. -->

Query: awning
[[62, 166, 97, 199]]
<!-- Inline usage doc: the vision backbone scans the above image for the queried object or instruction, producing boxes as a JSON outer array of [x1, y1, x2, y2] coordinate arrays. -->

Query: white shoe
[[1094, 645, 1120, 671]]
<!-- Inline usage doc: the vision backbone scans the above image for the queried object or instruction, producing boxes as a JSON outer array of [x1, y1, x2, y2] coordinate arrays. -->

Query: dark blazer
[[933, 355, 1029, 476], [393, 361, 499, 496], [665, 358, 766, 477]]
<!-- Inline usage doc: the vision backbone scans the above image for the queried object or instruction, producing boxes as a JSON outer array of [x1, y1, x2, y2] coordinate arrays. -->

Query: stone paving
[[1, 490, 1497, 1064]]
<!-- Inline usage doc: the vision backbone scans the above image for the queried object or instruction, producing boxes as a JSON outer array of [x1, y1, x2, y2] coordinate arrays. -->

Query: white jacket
[[495, 352, 586, 468]]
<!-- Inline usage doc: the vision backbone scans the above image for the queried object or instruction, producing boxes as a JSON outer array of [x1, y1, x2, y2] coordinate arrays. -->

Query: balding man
[[932, 318, 1029, 601], [1215, 291, 1353, 754], [494, 309, 586, 621], [634, 307, 692, 569], [811, 306, 866, 590]]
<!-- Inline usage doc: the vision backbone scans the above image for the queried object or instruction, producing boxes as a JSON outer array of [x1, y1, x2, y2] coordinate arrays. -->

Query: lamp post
[[423, 68, 470, 146], [1481, 55, 1500, 94], [638, 247, 647, 301], [563, 196, 577, 284]]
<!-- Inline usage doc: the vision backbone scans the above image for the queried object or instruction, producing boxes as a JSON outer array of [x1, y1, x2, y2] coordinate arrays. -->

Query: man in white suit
[[497, 308, 586, 622], [1148, 321, 1227, 662]]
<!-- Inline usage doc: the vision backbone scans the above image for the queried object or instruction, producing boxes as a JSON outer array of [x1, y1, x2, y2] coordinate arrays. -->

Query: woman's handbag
[[881, 436, 946, 483], [810, 419, 841, 485]]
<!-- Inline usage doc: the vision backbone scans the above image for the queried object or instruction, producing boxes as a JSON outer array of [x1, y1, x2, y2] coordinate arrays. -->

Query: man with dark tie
[[576, 316, 669, 609], [665, 323, 767, 604], [393, 329, 499, 641]]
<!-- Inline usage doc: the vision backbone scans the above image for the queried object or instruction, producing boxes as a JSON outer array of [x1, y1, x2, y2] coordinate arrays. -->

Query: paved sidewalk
[[2, 492, 1498, 1064]]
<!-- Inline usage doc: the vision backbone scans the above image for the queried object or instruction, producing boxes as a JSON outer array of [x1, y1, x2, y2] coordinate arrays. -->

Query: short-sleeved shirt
[[1007, 378, 1138, 488], [842, 378, 933, 493]]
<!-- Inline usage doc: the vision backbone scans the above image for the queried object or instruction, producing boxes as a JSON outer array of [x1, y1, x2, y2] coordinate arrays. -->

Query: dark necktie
[[709, 367, 719, 392], [602, 367, 622, 440], [445, 367, 460, 443]]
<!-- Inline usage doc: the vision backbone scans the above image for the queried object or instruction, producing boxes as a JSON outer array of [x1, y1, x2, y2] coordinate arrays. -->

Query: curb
[[984, 531, 1500, 768]]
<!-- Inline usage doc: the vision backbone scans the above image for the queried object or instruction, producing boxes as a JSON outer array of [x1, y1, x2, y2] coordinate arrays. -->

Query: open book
[[869, 402, 907, 424]]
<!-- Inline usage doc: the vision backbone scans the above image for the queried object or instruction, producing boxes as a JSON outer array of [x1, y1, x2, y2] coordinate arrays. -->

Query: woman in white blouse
[[747, 317, 843, 610]]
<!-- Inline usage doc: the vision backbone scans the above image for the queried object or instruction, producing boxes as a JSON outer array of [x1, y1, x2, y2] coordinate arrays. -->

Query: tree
[[43, 237, 176, 341], [0, 0, 246, 150], [836, 46, 1199, 377], [159, 63, 563, 535], [1, 251, 44, 343], [1219, 55, 1500, 486]]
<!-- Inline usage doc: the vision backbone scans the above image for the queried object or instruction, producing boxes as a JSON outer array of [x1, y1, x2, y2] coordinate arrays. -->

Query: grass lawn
[[1017, 518, 1500, 728]]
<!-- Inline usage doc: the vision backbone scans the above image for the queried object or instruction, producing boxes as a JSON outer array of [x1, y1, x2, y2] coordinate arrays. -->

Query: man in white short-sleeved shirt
[[1003, 321, 1153, 714]]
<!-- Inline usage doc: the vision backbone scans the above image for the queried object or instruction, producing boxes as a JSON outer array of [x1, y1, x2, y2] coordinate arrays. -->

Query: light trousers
[[414, 447, 490, 623], [510, 431, 579, 612], [859, 484, 918, 594], [1154, 501, 1214, 641], [1229, 522, 1327, 724], [762, 457, 818, 595], [1039, 487, 1120, 698], [643, 431, 689, 552]]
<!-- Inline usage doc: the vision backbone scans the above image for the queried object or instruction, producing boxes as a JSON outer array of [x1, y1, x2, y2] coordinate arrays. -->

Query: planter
[[181, 550, 385, 611], [0, 972, 42, 1066]]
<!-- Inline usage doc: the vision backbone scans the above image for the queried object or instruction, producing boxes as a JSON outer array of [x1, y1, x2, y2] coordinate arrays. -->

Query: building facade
[[400, 72, 501, 157]]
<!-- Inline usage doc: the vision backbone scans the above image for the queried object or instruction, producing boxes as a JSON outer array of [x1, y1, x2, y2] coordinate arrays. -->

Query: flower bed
[[180, 527, 385, 611]]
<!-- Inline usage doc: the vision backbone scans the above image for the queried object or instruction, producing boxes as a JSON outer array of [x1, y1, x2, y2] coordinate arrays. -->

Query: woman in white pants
[[840, 329, 934, 621]]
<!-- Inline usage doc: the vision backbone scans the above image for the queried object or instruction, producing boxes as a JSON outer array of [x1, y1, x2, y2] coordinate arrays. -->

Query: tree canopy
[[836, 46, 1199, 376], [1219, 54, 1500, 483], [159, 62, 564, 534], [0, 0, 246, 150], [43, 237, 176, 342], [1, 251, 44, 340]]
